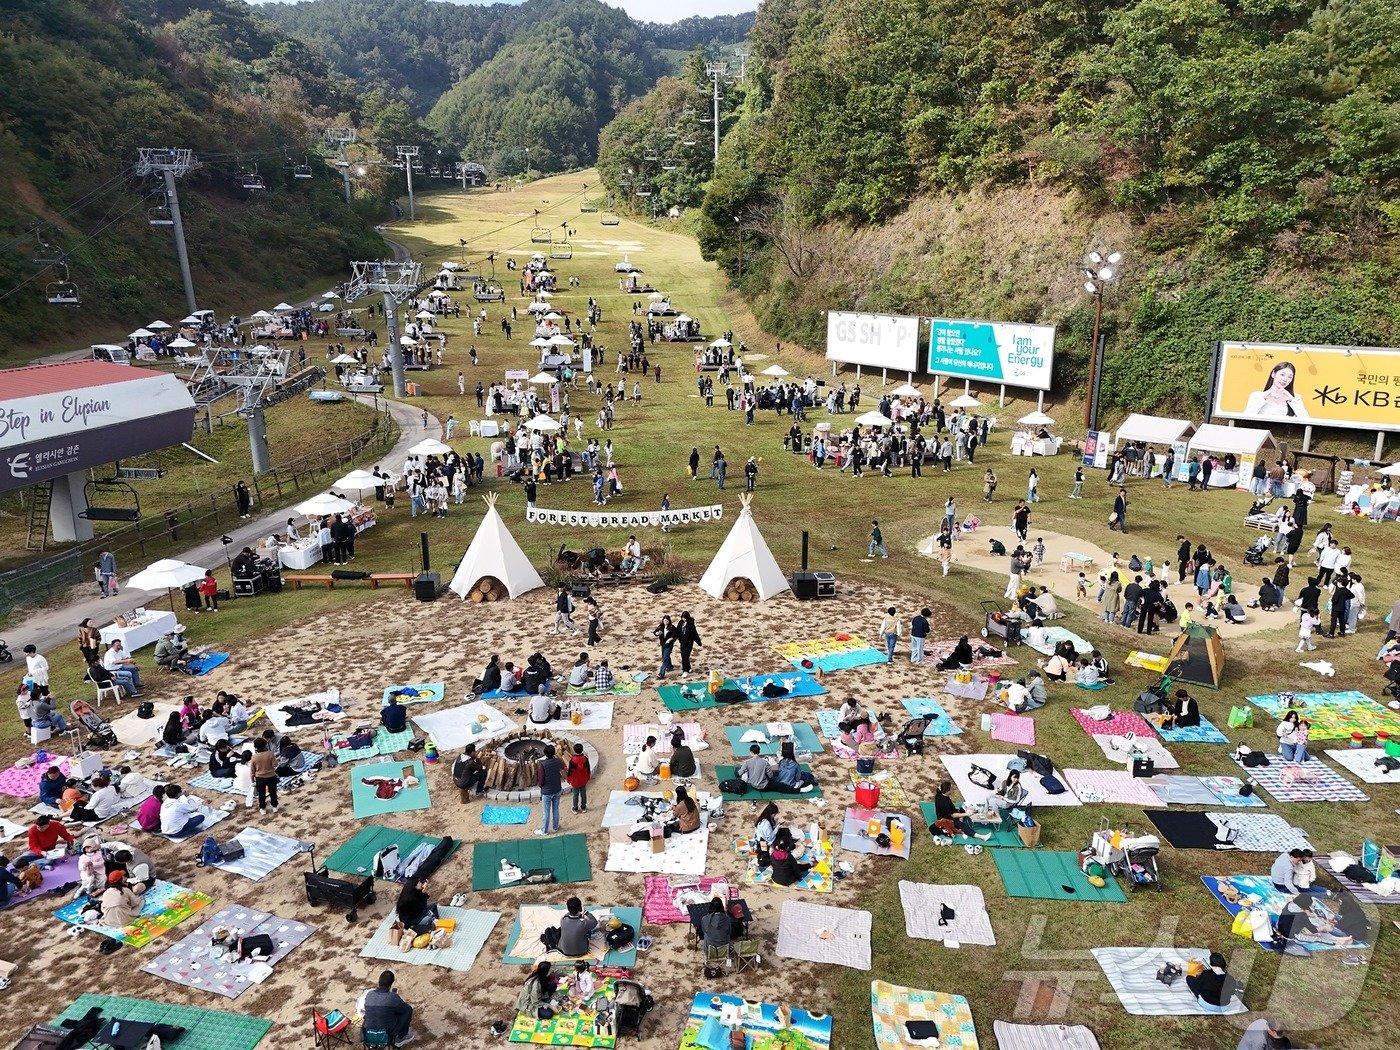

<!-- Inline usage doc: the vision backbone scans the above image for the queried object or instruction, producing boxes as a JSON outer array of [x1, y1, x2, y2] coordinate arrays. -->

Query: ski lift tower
[[704, 63, 728, 164], [345, 259, 424, 398], [396, 145, 420, 221], [135, 147, 199, 314], [326, 127, 357, 205]]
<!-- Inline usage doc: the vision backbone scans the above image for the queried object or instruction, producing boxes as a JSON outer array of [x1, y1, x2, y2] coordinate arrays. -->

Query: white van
[[91, 344, 130, 364]]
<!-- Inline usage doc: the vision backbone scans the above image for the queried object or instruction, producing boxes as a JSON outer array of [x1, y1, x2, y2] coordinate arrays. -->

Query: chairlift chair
[[636, 186, 652, 198], [148, 196, 173, 225], [550, 241, 572, 260], [240, 164, 266, 190], [294, 162, 314, 179], [601, 213, 621, 226], [530, 226, 552, 243], [662, 159, 678, 171], [79, 473, 140, 522], [429, 166, 441, 178], [31, 227, 63, 266]]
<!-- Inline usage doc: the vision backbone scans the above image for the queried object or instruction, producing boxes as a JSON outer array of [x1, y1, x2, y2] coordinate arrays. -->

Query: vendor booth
[[1113, 413, 1198, 478], [1187, 423, 1276, 490]]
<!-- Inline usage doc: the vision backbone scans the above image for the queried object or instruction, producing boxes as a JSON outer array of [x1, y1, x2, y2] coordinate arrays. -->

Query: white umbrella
[[330, 353, 360, 364], [146, 320, 172, 330], [890, 382, 921, 398], [1378, 463, 1400, 477], [525, 414, 562, 432], [761, 364, 790, 377], [529, 337, 551, 348], [167, 337, 196, 349], [428, 290, 448, 299], [334, 469, 383, 493], [128, 328, 153, 340], [1017, 410, 1057, 427], [676, 314, 693, 323], [709, 337, 731, 348], [527, 302, 550, 314], [180, 314, 201, 324], [317, 302, 335, 312], [544, 312, 564, 322], [321, 291, 339, 299], [252, 310, 275, 320], [250, 345, 272, 355], [295, 492, 355, 516], [951, 393, 983, 409], [408, 438, 453, 456], [548, 334, 575, 346], [400, 335, 417, 345], [127, 558, 206, 613], [534, 290, 554, 299], [274, 302, 295, 312], [529, 372, 558, 385], [537, 270, 553, 278], [649, 291, 666, 300], [416, 310, 435, 319], [854, 410, 893, 427], [441, 261, 460, 270]]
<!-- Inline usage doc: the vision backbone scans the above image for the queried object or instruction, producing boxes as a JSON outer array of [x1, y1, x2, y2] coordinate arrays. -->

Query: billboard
[[1212, 341, 1400, 432], [825, 312, 921, 371], [927, 318, 1056, 391]]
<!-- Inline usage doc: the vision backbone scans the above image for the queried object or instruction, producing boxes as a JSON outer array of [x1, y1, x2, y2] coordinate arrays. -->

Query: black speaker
[[414, 572, 440, 601], [791, 572, 819, 600]]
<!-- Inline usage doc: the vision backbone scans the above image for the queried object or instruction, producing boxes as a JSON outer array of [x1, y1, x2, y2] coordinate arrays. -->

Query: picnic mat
[[1156, 715, 1230, 744], [512, 968, 628, 1048], [991, 849, 1126, 903], [1092, 947, 1247, 1015], [679, 993, 832, 1050], [622, 721, 705, 755], [1124, 650, 1171, 672], [1028, 625, 1093, 657], [256, 690, 347, 734], [55, 880, 214, 947], [940, 753, 1083, 808], [566, 679, 641, 697], [211, 828, 311, 881], [480, 684, 531, 700], [657, 670, 827, 710], [990, 712, 1035, 746], [483, 805, 532, 825], [1202, 874, 1373, 950], [714, 764, 823, 801], [0, 816, 28, 843], [943, 675, 990, 701], [1062, 769, 1165, 806], [49, 994, 273, 1049], [187, 652, 230, 676], [324, 825, 458, 878], [605, 826, 710, 876], [1090, 733, 1180, 769], [190, 755, 323, 795], [776, 900, 872, 969], [360, 905, 499, 971], [815, 708, 885, 742], [156, 806, 231, 841], [840, 807, 913, 859], [871, 981, 979, 1050], [330, 726, 416, 763], [1232, 758, 1370, 803], [899, 697, 964, 736], [917, 802, 1023, 848], [382, 682, 445, 705], [472, 834, 592, 891], [737, 833, 835, 893], [850, 769, 910, 808], [1335, 846, 1400, 906], [600, 789, 685, 828], [0, 754, 71, 798], [1142, 774, 1266, 808], [0, 853, 78, 910], [992, 1022, 1100, 1050], [1070, 708, 1158, 739], [110, 702, 179, 745], [1324, 748, 1400, 784], [898, 882, 995, 946], [503, 904, 642, 966], [774, 634, 888, 672], [1247, 689, 1400, 741], [642, 875, 735, 925], [723, 722, 825, 756], [1145, 811, 1312, 853], [530, 702, 615, 732], [927, 637, 1019, 669], [350, 760, 431, 818], [411, 701, 519, 751], [139, 904, 315, 999]]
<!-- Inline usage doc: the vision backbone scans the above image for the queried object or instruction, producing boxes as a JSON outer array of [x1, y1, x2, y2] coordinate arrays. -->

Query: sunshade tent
[[761, 364, 790, 377], [441, 262, 459, 270], [167, 337, 196, 349], [529, 372, 558, 385], [1188, 423, 1275, 458], [408, 438, 453, 456], [128, 329, 153, 340], [334, 469, 383, 494], [1115, 413, 1196, 445], [1017, 411, 1057, 426], [146, 320, 171, 330], [322, 291, 339, 298], [525, 415, 561, 432], [252, 311, 275, 320], [1379, 463, 1400, 477], [699, 495, 790, 601], [128, 558, 206, 613], [427, 290, 448, 299], [529, 338, 551, 348], [330, 353, 360, 364], [951, 394, 983, 409], [273, 302, 295, 312], [547, 334, 575, 346], [854, 410, 893, 427], [1165, 623, 1225, 688], [294, 493, 354, 517], [890, 382, 921, 397], [180, 315, 202, 324], [650, 292, 667, 301], [400, 336, 417, 345], [534, 291, 553, 299], [544, 312, 564, 322], [709, 338, 731, 348], [448, 494, 545, 600]]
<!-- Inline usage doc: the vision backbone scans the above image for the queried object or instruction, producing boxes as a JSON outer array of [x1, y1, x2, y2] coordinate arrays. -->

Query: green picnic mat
[[724, 723, 825, 757], [501, 905, 642, 966], [471, 833, 592, 891], [324, 825, 459, 878], [657, 681, 726, 711], [991, 848, 1127, 903], [50, 994, 272, 1049], [330, 726, 417, 763], [714, 764, 823, 801], [350, 760, 431, 818], [917, 802, 1024, 848]]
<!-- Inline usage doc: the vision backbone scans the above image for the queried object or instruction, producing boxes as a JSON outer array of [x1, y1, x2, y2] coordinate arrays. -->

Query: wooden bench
[[369, 573, 417, 589], [283, 572, 418, 591], [285, 574, 335, 590]]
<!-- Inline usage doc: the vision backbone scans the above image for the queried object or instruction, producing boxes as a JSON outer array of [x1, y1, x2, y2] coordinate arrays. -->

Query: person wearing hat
[[99, 869, 145, 928], [153, 631, 191, 674]]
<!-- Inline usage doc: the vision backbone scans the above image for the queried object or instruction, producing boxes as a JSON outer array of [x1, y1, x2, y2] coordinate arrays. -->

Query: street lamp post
[[735, 217, 743, 281], [1082, 250, 1123, 432]]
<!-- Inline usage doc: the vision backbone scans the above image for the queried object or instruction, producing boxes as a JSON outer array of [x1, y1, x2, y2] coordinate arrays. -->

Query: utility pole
[[345, 260, 424, 398], [396, 145, 419, 221], [326, 127, 357, 205], [135, 148, 198, 315], [705, 62, 727, 164]]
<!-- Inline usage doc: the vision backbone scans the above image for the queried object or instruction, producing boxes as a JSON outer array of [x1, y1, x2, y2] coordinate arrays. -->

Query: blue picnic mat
[[899, 698, 963, 737], [793, 648, 887, 672], [188, 652, 230, 676], [482, 805, 531, 826], [382, 683, 445, 705], [1158, 715, 1230, 744], [351, 760, 431, 818], [814, 708, 884, 741], [482, 685, 532, 700], [1202, 874, 1372, 950], [723, 722, 825, 757]]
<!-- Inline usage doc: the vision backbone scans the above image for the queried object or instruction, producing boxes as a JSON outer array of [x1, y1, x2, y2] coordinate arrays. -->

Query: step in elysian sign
[[927, 318, 1056, 391]]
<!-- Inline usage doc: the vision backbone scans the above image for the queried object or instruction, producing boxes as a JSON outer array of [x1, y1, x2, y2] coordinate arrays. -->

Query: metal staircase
[[25, 480, 52, 551]]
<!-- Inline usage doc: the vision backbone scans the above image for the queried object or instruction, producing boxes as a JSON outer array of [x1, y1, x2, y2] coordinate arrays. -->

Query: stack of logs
[[481, 728, 558, 792], [722, 577, 759, 602], [467, 576, 507, 603]]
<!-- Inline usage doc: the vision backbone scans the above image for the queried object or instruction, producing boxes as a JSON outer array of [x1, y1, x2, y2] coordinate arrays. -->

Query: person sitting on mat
[[930, 780, 981, 838], [633, 736, 662, 779], [668, 727, 697, 779], [395, 875, 439, 935], [135, 785, 166, 832], [556, 896, 598, 956], [935, 635, 974, 671], [1185, 952, 1240, 1013], [838, 697, 864, 724], [671, 786, 702, 833], [754, 802, 781, 856], [768, 827, 812, 887], [98, 869, 146, 928], [474, 655, 503, 695], [770, 742, 816, 793], [567, 653, 592, 689], [738, 744, 773, 791], [208, 740, 237, 780], [516, 961, 558, 1020], [529, 688, 562, 725], [381, 694, 408, 733], [1164, 689, 1201, 729]]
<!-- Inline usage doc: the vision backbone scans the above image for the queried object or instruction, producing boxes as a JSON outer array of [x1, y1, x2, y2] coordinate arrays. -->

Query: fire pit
[[479, 728, 599, 802]]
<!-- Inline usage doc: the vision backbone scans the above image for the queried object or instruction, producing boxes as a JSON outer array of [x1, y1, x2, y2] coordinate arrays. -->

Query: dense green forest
[[0, 0, 387, 349], [599, 0, 1400, 414]]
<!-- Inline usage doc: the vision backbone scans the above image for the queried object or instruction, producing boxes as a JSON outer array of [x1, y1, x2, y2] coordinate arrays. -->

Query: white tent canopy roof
[[128, 558, 205, 592], [448, 494, 545, 600], [854, 410, 893, 427], [1188, 422, 1275, 456], [760, 364, 789, 377], [146, 320, 172, 330], [408, 438, 453, 456], [294, 492, 354, 517], [1017, 410, 1056, 426], [529, 372, 558, 385], [950, 393, 982, 409], [167, 337, 196, 349], [1115, 413, 1196, 445], [334, 469, 383, 493], [889, 382, 921, 397], [525, 414, 561, 432], [698, 495, 790, 602]]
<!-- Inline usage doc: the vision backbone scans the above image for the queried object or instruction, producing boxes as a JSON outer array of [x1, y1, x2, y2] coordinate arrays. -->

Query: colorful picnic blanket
[[1071, 709, 1158, 739], [850, 770, 911, 808], [55, 880, 213, 947], [1231, 757, 1370, 803], [774, 635, 888, 672], [991, 712, 1036, 746], [1202, 874, 1373, 950], [0, 755, 72, 798], [642, 875, 736, 925], [566, 680, 641, 697], [510, 967, 630, 1047], [899, 698, 964, 736], [871, 981, 979, 1050], [1247, 690, 1400, 741], [1156, 715, 1230, 744], [139, 905, 315, 998], [657, 671, 827, 711], [680, 993, 833, 1050], [187, 652, 230, 676], [381, 683, 445, 705], [926, 637, 1018, 669]]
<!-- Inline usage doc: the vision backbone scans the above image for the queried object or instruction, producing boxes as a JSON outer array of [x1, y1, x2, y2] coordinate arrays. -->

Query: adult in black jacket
[[768, 828, 811, 887], [476, 656, 503, 695], [1137, 581, 1162, 634], [677, 612, 702, 673], [331, 514, 356, 563], [395, 876, 438, 934], [1185, 952, 1239, 1010], [1296, 577, 1321, 615], [1177, 537, 1192, 583]]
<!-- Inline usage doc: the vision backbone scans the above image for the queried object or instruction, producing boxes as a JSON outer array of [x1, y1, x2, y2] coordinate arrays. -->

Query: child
[[60, 779, 89, 815], [570, 960, 596, 1001], [232, 750, 255, 808], [77, 836, 106, 896], [11, 857, 41, 894], [1297, 610, 1320, 652], [1075, 573, 1088, 600], [567, 743, 592, 814], [1032, 537, 1046, 566]]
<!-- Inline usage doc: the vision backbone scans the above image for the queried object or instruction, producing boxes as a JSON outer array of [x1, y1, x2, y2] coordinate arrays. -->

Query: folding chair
[[312, 1009, 354, 1048], [896, 716, 932, 756], [92, 681, 123, 707], [360, 1029, 396, 1049]]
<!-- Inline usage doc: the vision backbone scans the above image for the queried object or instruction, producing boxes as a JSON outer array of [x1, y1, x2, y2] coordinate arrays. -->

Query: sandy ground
[[0, 579, 988, 1048]]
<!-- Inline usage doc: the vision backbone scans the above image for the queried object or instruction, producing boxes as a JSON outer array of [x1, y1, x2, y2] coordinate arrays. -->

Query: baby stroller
[[1116, 833, 1164, 892], [69, 700, 118, 749], [1382, 661, 1400, 698], [610, 980, 654, 1038], [1243, 535, 1270, 566]]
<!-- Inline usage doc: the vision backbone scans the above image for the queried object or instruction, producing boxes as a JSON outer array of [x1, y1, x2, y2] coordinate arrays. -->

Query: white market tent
[[448, 493, 544, 600], [294, 492, 354, 517], [1115, 413, 1197, 445], [529, 372, 558, 385], [950, 393, 982, 409], [408, 438, 453, 456], [698, 495, 790, 602], [760, 364, 790, 378], [1188, 422, 1275, 457]]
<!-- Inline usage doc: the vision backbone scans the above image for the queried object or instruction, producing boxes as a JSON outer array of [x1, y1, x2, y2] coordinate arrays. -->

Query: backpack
[[1039, 775, 1066, 795], [196, 836, 224, 867], [1018, 751, 1054, 778], [137, 701, 155, 719], [604, 921, 635, 950], [720, 778, 749, 795], [372, 844, 401, 880], [938, 903, 955, 926]]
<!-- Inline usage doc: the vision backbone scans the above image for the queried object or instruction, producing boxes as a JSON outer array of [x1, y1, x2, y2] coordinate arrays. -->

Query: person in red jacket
[[566, 742, 592, 814], [23, 815, 74, 863], [197, 569, 219, 612]]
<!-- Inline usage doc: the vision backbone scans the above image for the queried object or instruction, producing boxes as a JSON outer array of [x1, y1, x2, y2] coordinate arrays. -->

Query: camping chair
[[312, 1009, 354, 1048], [896, 716, 932, 756], [360, 1029, 398, 1049]]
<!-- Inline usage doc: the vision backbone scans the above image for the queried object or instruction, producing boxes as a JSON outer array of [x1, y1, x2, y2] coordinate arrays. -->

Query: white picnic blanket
[[411, 702, 518, 751], [212, 828, 312, 881], [775, 901, 872, 970], [257, 690, 349, 734], [1206, 813, 1313, 854], [1092, 947, 1247, 1015], [359, 906, 500, 972], [898, 882, 995, 946], [529, 702, 615, 733], [1324, 748, 1400, 785], [605, 826, 709, 876], [940, 753, 1083, 808], [993, 1022, 1101, 1050], [1092, 734, 1180, 770]]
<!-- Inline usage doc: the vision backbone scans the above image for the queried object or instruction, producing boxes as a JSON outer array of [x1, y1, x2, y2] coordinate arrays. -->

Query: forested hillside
[[602, 0, 1400, 415], [0, 0, 386, 349]]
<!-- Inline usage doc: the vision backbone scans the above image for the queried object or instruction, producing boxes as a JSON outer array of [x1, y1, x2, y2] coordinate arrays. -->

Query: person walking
[[1070, 466, 1084, 499], [910, 607, 931, 664], [197, 569, 219, 612], [677, 611, 702, 674], [1012, 500, 1031, 543], [1110, 487, 1128, 533], [716, 454, 727, 489], [1027, 468, 1040, 504], [566, 743, 592, 814], [654, 615, 678, 678], [688, 447, 700, 481], [983, 468, 997, 503], [879, 607, 901, 660], [97, 550, 118, 599], [869, 520, 887, 559], [553, 588, 579, 634], [536, 744, 564, 835]]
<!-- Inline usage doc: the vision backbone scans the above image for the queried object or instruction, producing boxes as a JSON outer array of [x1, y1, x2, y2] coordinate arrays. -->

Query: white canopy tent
[[334, 469, 383, 494], [890, 382, 921, 398], [525, 414, 561, 432], [294, 492, 354, 517], [950, 393, 982, 409], [1017, 410, 1056, 427], [854, 410, 893, 427], [760, 364, 790, 378], [529, 372, 558, 385], [1188, 423, 1275, 457], [146, 320, 171, 331], [698, 495, 790, 601], [1115, 413, 1196, 445], [448, 494, 544, 600], [408, 438, 453, 456], [127, 558, 205, 613]]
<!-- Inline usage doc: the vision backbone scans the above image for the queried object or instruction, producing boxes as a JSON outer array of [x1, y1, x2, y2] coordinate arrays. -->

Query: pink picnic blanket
[[990, 713, 1036, 746], [643, 875, 736, 925], [1062, 768, 1164, 807], [623, 722, 703, 756], [0, 756, 72, 798], [1070, 709, 1157, 739]]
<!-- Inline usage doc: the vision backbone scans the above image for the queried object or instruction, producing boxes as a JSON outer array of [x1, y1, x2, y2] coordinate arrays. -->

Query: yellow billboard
[[1212, 341, 1400, 432]]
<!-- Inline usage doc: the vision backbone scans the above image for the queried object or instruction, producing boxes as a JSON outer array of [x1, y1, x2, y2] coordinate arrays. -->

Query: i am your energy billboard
[[926, 318, 1056, 391]]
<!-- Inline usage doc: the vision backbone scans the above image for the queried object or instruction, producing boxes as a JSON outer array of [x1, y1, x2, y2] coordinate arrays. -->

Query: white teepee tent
[[698, 494, 790, 601], [448, 493, 545, 600]]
